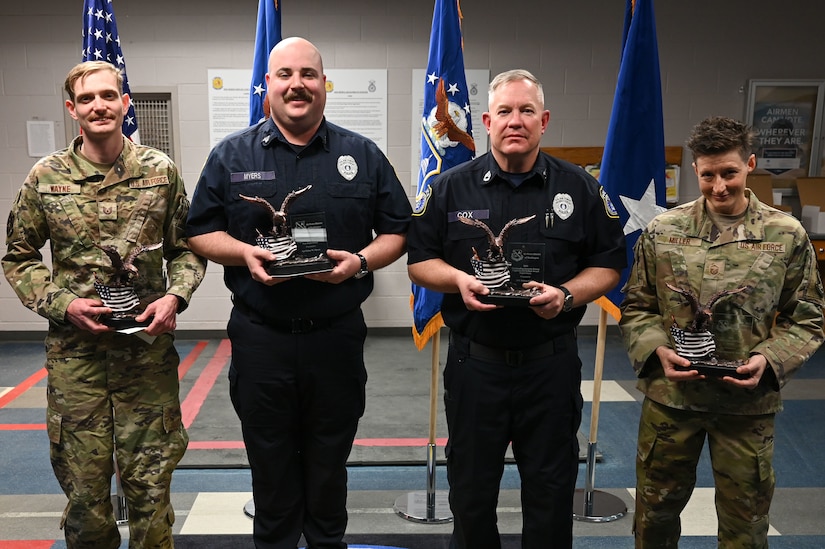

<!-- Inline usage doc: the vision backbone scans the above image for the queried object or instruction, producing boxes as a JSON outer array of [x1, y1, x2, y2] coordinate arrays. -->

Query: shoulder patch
[[600, 187, 619, 218], [413, 186, 432, 216]]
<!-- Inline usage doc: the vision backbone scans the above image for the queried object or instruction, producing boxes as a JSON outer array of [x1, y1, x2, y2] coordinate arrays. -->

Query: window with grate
[[132, 93, 174, 160]]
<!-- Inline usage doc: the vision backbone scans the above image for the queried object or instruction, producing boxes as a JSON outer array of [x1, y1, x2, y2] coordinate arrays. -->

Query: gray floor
[[3, 326, 825, 547]]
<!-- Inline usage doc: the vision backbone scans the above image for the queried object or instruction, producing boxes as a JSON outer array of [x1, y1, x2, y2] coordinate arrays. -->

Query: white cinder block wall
[[1, 0, 823, 333]]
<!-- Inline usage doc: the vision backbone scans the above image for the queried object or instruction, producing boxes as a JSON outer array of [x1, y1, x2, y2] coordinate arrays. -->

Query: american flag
[[670, 323, 716, 361], [81, 0, 140, 141], [94, 281, 140, 314]]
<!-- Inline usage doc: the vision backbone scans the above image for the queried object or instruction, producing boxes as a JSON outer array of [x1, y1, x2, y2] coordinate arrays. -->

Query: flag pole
[[394, 328, 453, 523], [573, 308, 627, 522]]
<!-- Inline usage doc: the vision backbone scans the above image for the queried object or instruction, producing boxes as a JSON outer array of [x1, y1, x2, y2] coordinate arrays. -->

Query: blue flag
[[249, 0, 282, 126], [596, 0, 666, 320], [411, 0, 476, 350], [81, 0, 139, 141]]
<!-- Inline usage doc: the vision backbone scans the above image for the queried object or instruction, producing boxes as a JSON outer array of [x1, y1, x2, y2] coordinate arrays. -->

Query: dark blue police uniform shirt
[[407, 151, 626, 348], [187, 117, 412, 320]]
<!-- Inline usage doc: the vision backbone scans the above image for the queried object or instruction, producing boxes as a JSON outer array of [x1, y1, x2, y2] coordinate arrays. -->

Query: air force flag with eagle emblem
[[411, 0, 476, 349]]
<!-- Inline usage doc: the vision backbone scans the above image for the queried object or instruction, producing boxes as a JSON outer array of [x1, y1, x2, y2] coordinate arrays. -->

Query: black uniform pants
[[445, 331, 583, 549], [227, 306, 368, 549]]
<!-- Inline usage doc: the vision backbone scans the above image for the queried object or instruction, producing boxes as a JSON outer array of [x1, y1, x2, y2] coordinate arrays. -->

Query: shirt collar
[[260, 117, 330, 152], [480, 152, 548, 188]]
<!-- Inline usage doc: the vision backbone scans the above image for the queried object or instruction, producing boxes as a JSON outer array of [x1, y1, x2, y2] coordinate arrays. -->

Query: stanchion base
[[243, 498, 255, 519], [572, 489, 627, 523], [393, 490, 453, 524], [112, 494, 128, 525]]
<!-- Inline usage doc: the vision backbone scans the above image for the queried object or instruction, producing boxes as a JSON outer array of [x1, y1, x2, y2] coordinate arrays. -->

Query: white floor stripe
[[581, 380, 636, 402], [180, 489, 786, 537]]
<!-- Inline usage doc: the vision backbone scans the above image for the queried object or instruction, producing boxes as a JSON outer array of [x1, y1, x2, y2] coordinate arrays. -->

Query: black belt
[[233, 299, 338, 334], [452, 332, 567, 367]]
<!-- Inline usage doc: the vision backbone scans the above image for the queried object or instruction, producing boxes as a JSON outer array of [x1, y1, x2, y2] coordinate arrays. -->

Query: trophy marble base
[[675, 358, 747, 379], [478, 287, 542, 307], [266, 255, 336, 277], [100, 314, 151, 330]]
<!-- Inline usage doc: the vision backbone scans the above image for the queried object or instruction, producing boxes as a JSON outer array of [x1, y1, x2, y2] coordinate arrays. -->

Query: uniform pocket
[[756, 437, 775, 483], [162, 402, 183, 434], [47, 410, 63, 445]]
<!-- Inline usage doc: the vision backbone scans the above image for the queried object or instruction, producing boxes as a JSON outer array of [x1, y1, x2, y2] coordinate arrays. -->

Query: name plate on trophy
[[507, 242, 545, 287], [267, 212, 335, 277]]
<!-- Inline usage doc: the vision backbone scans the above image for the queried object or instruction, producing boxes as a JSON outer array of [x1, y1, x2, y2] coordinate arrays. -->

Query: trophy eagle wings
[[95, 241, 163, 286], [666, 282, 747, 332], [458, 215, 536, 261], [239, 184, 312, 238]]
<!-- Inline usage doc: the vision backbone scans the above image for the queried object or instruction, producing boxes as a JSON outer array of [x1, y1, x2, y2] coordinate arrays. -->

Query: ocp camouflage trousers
[[45, 332, 187, 549], [634, 398, 775, 549]]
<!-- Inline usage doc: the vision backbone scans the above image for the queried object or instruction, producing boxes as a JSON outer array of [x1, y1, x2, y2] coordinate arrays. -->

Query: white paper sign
[[27, 120, 56, 158]]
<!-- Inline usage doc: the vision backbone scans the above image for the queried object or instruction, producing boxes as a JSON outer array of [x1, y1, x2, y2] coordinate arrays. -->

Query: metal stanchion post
[[112, 434, 128, 525], [394, 330, 452, 523], [573, 309, 627, 523], [244, 498, 255, 519]]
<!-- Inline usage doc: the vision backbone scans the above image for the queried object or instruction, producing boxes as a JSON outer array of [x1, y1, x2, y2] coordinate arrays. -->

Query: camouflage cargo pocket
[[636, 416, 657, 467], [162, 403, 183, 434], [47, 411, 62, 445], [756, 437, 775, 483]]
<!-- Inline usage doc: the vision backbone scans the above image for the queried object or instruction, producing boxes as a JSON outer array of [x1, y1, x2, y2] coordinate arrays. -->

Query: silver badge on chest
[[337, 155, 358, 181], [553, 193, 574, 220]]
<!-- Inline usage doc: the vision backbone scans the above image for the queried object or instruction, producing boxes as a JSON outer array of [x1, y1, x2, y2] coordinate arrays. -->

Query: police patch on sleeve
[[600, 186, 619, 218], [413, 186, 432, 216]]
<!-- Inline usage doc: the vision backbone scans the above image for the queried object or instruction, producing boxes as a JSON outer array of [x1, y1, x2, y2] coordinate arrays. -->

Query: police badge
[[666, 282, 749, 379], [93, 241, 163, 329], [458, 214, 543, 306], [240, 185, 335, 277]]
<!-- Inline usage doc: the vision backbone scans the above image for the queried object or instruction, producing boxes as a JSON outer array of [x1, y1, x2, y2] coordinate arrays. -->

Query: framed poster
[[745, 79, 825, 177]]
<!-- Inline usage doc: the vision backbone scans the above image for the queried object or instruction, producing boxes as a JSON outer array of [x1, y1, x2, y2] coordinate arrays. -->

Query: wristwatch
[[558, 285, 574, 312], [353, 253, 369, 279]]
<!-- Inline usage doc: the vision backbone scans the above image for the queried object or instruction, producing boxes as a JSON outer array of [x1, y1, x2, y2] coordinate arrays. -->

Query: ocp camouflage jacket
[[619, 190, 824, 414], [3, 136, 206, 356]]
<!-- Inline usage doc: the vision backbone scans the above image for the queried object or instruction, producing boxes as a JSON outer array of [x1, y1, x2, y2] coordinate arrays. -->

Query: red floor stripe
[[0, 424, 46, 431], [0, 367, 47, 410], [0, 542, 54, 549], [178, 340, 209, 380], [180, 339, 231, 429], [188, 440, 246, 449]]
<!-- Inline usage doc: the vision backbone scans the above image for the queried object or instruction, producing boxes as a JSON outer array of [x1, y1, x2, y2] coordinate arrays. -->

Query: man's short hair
[[686, 116, 754, 162], [488, 69, 545, 108], [64, 61, 124, 102]]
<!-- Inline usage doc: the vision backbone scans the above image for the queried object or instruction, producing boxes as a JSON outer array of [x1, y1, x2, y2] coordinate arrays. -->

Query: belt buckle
[[290, 318, 314, 334], [503, 349, 523, 367]]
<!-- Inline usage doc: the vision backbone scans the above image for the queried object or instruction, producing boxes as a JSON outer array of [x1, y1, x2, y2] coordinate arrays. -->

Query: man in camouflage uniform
[[3, 61, 205, 549], [619, 116, 824, 548]]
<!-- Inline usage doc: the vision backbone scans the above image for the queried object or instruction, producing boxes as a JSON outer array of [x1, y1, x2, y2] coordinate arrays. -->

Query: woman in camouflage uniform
[[620, 116, 824, 548]]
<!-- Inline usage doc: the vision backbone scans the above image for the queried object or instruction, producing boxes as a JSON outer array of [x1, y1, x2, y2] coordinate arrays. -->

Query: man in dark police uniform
[[186, 37, 411, 549], [407, 69, 626, 549]]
